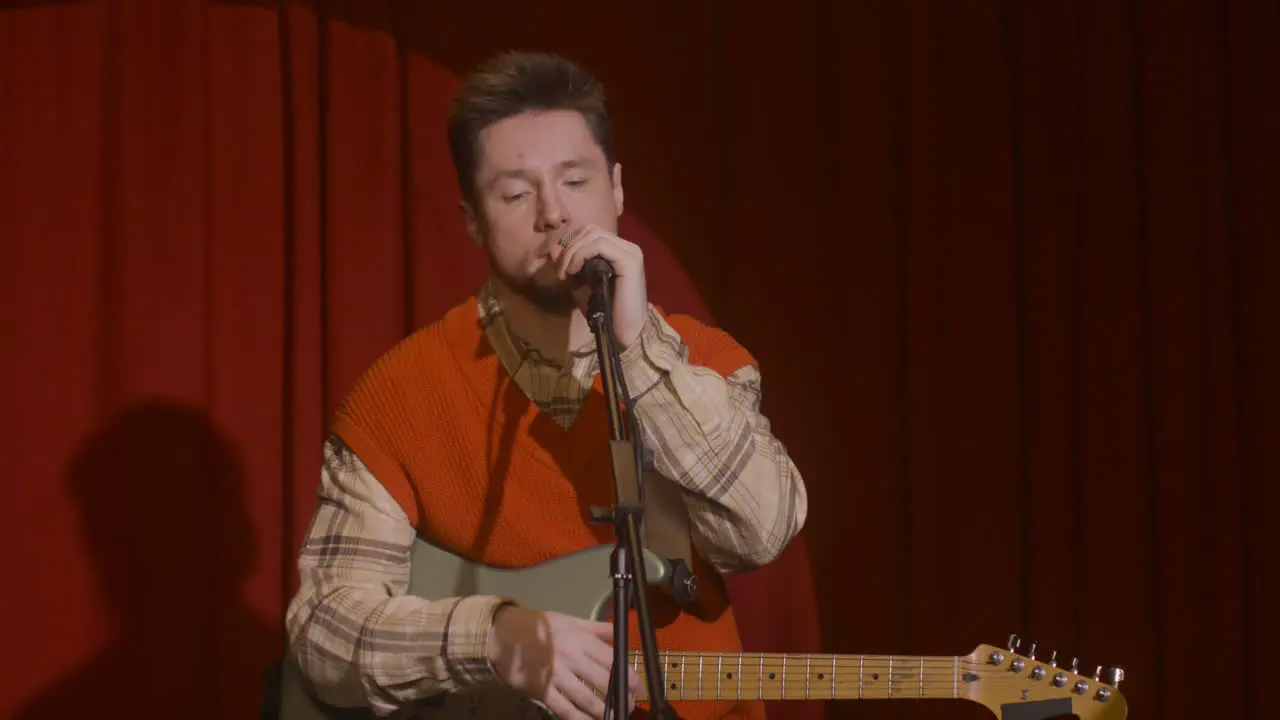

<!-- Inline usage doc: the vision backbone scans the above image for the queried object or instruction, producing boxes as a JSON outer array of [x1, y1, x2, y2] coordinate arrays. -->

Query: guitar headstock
[[962, 634, 1128, 719]]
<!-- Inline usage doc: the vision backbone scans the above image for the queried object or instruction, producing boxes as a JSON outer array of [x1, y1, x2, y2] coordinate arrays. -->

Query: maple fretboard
[[628, 651, 981, 702]]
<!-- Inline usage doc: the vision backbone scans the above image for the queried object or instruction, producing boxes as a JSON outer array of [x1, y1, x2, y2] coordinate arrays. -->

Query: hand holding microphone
[[553, 225, 649, 348]]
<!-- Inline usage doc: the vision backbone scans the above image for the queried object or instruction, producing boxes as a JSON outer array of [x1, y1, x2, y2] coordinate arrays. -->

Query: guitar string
[[623, 651, 985, 662], [632, 676, 1094, 700], [623, 655, 984, 668], [621, 652, 1091, 698], [630, 676, 1075, 683], [627, 657, 1091, 698], [625, 656, 1080, 672], [628, 672, 1068, 685], [630, 673, 1080, 685]]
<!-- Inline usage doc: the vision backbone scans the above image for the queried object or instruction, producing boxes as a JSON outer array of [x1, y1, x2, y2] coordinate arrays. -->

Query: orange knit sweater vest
[[331, 298, 766, 720]]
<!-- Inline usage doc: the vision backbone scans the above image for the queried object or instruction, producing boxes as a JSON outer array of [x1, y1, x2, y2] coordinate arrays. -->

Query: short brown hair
[[447, 50, 615, 202]]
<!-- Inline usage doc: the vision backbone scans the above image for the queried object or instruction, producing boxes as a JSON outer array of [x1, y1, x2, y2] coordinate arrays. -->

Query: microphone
[[577, 256, 615, 324], [576, 256, 615, 289]]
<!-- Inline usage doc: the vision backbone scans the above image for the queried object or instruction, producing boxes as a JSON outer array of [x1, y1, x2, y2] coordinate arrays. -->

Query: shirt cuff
[[620, 307, 684, 400], [442, 595, 512, 686]]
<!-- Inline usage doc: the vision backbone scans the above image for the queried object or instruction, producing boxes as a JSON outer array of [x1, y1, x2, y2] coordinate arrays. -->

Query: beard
[[488, 251, 579, 315]]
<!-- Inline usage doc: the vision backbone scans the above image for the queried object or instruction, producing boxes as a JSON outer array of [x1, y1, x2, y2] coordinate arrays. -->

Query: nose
[[534, 188, 569, 233]]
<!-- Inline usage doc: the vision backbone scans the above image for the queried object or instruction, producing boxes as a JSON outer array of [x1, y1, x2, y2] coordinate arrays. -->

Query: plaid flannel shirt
[[285, 279, 807, 714]]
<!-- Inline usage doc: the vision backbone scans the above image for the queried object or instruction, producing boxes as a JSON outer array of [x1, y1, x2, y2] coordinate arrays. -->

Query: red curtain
[[3, 3, 1277, 720]]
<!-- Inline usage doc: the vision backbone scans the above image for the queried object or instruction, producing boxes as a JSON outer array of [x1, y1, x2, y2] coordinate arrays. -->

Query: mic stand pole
[[585, 269, 682, 720]]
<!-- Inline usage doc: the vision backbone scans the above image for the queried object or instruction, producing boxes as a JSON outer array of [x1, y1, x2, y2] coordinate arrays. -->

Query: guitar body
[[279, 539, 673, 720]]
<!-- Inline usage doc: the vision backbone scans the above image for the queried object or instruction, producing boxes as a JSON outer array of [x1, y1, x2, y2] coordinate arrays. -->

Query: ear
[[459, 199, 483, 246], [611, 162, 625, 216]]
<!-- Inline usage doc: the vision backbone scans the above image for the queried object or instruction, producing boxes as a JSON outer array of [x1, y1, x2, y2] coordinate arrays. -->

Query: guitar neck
[[628, 651, 977, 702]]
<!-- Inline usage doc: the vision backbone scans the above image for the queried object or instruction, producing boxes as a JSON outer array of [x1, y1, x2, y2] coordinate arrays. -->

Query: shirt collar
[[476, 275, 599, 378]]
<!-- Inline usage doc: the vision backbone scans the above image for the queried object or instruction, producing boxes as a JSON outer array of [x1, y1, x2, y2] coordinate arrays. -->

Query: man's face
[[465, 109, 624, 313]]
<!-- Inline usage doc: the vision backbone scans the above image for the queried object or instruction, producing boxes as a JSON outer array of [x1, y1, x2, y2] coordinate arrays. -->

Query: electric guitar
[[279, 539, 1129, 719]]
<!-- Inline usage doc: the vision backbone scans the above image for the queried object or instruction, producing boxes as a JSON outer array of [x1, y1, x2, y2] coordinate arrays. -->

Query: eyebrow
[[487, 158, 596, 184]]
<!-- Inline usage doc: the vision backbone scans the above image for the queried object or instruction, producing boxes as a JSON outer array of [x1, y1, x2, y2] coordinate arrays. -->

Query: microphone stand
[[584, 265, 682, 720]]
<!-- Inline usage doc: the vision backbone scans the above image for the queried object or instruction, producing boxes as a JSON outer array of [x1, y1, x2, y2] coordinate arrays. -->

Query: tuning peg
[[1093, 665, 1103, 681], [1048, 651, 1058, 667], [1027, 641, 1038, 660], [1070, 658, 1080, 673], [1007, 634, 1021, 653], [1106, 667, 1125, 687]]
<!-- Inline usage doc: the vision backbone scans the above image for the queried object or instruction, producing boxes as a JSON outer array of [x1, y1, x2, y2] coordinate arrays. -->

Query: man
[[285, 50, 807, 720]]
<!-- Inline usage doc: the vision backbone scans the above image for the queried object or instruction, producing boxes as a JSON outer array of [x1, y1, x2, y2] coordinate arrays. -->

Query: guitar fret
[[953, 656, 958, 698], [805, 655, 811, 698], [831, 656, 836, 700], [859, 656, 864, 699], [919, 656, 925, 698], [631, 650, 637, 701], [758, 654, 764, 700], [737, 655, 743, 700], [680, 651, 686, 700], [781, 654, 787, 698], [717, 654, 722, 700], [665, 645, 675, 691], [888, 656, 894, 698], [698, 652, 703, 700]]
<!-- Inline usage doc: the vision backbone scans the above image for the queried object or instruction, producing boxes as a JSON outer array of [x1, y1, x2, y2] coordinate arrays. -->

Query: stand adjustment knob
[[668, 560, 700, 604]]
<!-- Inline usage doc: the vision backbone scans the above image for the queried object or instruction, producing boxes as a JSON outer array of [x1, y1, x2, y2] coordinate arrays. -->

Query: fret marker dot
[[670, 683, 677, 690], [872, 674, 880, 680], [726, 673, 733, 679], [768, 673, 775, 680], [817, 673, 825, 679]]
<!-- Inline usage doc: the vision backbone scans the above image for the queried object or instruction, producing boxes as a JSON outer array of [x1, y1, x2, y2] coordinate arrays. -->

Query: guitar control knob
[[1107, 667, 1125, 687], [1052, 672, 1068, 688], [1073, 680, 1089, 695], [1096, 687, 1113, 703], [1048, 651, 1058, 667], [1028, 642, 1037, 660], [1007, 634, 1021, 652]]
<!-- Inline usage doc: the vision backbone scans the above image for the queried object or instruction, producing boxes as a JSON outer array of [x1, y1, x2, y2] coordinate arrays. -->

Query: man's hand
[[487, 604, 641, 720], [553, 226, 648, 348]]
